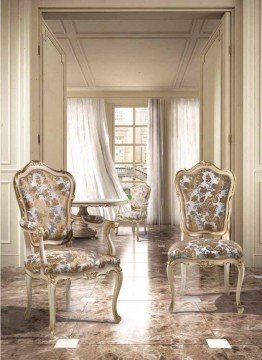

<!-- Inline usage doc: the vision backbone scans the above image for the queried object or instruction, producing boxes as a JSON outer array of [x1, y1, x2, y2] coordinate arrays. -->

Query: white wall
[[0, 0, 30, 266], [243, 0, 262, 267]]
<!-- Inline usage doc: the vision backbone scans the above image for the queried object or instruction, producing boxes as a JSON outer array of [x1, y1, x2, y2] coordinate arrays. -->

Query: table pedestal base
[[72, 205, 97, 239]]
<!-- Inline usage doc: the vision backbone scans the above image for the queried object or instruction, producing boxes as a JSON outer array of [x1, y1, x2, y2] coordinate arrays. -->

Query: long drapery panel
[[171, 98, 200, 225], [67, 98, 129, 219], [147, 99, 165, 225]]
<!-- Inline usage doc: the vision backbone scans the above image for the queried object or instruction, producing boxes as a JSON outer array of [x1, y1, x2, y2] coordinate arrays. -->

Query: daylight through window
[[113, 106, 149, 195]]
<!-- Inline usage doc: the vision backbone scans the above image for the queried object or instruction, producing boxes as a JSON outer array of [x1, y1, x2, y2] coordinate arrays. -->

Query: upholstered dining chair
[[167, 161, 245, 314], [115, 183, 151, 241], [14, 161, 123, 338]]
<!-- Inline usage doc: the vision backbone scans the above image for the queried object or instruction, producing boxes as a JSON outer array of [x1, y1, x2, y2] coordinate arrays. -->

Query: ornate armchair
[[167, 161, 245, 314], [14, 161, 122, 338], [115, 183, 151, 241]]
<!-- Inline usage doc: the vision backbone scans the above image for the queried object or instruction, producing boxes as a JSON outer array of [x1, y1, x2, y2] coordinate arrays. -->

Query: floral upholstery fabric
[[25, 249, 120, 274], [177, 169, 232, 233], [130, 184, 150, 210], [19, 170, 72, 241], [117, 210, 144, 221], [20, 220, 39, 232], [168, 238, 243, 261]]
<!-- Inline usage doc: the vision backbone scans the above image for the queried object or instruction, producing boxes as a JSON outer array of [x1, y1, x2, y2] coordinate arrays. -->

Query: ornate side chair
[[115, 183, 151, 241], [167, 161, 245, 314], [14, 161, 123, 338]]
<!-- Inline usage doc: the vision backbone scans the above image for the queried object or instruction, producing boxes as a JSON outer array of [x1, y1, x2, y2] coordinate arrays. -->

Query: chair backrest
[[130, 183, 151, 209], [175, 161, 235, 238], [14, 161, 75, 245]]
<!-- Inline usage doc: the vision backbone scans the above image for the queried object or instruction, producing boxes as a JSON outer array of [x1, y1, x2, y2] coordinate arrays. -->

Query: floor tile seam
[[81, 282, 99, 313], [62, 342, 177, 346], [195, 302, 216, 328], [2, 339, 230, 345], [119, 261, 168, 264]]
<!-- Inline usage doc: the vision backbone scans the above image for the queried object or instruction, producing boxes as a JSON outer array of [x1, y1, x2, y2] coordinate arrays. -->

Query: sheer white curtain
[[147, 99, 164, 225], [67, 98, 128, 219], [171, 98, 200, 225]]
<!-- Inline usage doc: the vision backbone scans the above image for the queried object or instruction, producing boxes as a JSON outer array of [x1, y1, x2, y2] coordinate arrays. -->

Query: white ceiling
[[45, 18, 220, 91]]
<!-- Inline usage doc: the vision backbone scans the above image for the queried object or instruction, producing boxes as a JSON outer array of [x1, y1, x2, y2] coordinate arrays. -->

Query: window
[[113, 106, 149, 195]]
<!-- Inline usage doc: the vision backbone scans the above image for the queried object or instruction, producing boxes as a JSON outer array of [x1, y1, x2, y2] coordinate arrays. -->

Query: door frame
[[26, 0, 243, 258], [200, 12, 232, 170], [40, 20, 67, 169]]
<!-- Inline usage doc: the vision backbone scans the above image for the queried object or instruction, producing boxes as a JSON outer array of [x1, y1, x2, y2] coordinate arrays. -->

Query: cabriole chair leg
[[47, 280, 57, 339], [144, 220, 147, 235], [112, 269, 123, 323], [115, 222, 119, 235], [167, 262, 175, 313], [236, 261, 245, 314], [224, 263, 230, 295], [136, 222, 140, 241], [24, 273, 32, 320]]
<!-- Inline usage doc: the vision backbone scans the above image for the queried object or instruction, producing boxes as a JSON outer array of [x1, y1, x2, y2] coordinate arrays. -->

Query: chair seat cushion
[[25, 249, 120, 274], [168, 238, 243, 261], [117, 210, 143, 220]]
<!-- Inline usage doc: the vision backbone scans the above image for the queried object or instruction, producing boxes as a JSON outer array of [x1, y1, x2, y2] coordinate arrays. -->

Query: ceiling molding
[[54, 33, 195, 38], [67, 89, 199, 99], [45, 17, 219, 90], [180, 37, 205, 89], [67, 86, 199, 91], [173, 20, 206, 89], [43, 11, 223, 21], [62, 20, 95, 86]]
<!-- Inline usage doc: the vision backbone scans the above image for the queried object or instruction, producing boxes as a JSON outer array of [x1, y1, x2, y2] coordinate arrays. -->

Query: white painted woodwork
[[200, 12, 231, 169], [1, 0, 30, 266], [41, 21, 66, 170], [44, 18, 220, 91], [243, 0, 262, 267]]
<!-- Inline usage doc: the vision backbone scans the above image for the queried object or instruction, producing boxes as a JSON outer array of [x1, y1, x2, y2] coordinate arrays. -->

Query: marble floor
[[1, 225, 262, 359]]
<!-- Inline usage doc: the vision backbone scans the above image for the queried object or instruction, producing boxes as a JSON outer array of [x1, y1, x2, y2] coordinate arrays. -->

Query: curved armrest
[[70, 214, 77, 224], [19, 220, 47, 267], [140, 202, 149, 209], [20, 220, 45, 235], [140, 202, 149, 216]]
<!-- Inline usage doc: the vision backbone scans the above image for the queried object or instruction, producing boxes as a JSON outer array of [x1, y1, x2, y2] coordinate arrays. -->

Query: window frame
[[113, 105, 148, 186]]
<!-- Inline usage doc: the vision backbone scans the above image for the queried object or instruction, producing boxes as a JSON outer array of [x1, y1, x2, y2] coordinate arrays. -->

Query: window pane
[[114, 127, 133, 144], [135, 107, 149, 125], [115, 107, 133, 125], [135, 127, 148, 144], [115, 146, 133, 162], [135, 146, 147, 163], [115, 164, 134, 178]]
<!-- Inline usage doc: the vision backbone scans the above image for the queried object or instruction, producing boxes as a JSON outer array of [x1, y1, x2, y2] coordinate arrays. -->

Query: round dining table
[[72, 198, 129, 255]]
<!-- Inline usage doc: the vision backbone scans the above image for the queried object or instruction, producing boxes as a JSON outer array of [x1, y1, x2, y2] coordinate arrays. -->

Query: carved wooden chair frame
[[167, 161, 245, 314], [14, 161, 122, 338], [115, 183, 151, 241]]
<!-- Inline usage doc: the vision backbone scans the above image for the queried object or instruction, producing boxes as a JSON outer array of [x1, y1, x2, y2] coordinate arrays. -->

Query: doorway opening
[[40, 10, 232, 223]]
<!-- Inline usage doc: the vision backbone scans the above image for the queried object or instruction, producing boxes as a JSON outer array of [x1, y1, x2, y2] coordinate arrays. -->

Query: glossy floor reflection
[[1, 225, 262, 359]]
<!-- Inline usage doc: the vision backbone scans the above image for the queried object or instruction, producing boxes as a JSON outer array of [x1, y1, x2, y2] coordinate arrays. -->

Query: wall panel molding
[[1, 0, 31, 267], [1, 0, 11, 165], [0, 181, 11, 244], [44, 16, 219, 91]]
